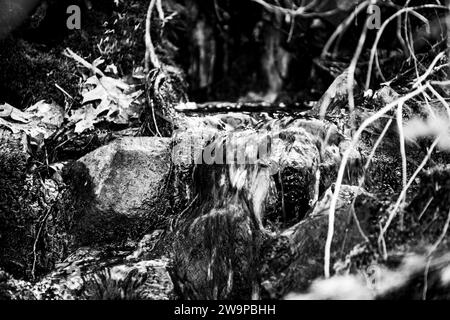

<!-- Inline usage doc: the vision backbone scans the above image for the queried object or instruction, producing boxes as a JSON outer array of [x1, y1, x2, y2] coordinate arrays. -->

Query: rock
[[171, 116, 364, 299], [77, 137, 171, 217], [260, 185, 370, 299], [310, 68, 357, 118], [0, 268, 36, 300], [64, 137, 172, 245], [174, 116, 362, 225], [33, 246, 174, 300], [170, 113, 260, 210], [283, 166, 450, 300], [126, 229, 165, 261]]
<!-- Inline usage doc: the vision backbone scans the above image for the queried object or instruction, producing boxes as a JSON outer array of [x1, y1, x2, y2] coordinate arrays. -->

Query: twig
[[252, 0, 339, 18], [145, 0, 161, 72], [430, 208, 450, 254], [447, 0, 450, 74], [321, 1, 370, 59], [423, 208, 450, 300], [418, 197, 434, 220], [347, 4, 370, 116], [378, 221, 387, 259], [31, 207, 53, 280], [426, 83, 450, 119], [145, 73, 163, 137], [156, 0, 164, 21], [54, 83, 73, 100], [422, 258, 431, 300], [324, 2, 375, 277], [413, 51, 446, 88], [396, 102, 407, 229], [364, 4, 448, 90], [324, 84, 427, 278], [64, 48, 105, 77], [379, 135, 441, 252], [364, 118, 393, 173], [151, 101, 163, 137], [350, 203, 370, 243]]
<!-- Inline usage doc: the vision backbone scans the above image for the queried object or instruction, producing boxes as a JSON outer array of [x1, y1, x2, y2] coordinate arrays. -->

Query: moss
[[0, 0, 151, 108], [0, 141, 71, 279], [0, 38, 80, 108]]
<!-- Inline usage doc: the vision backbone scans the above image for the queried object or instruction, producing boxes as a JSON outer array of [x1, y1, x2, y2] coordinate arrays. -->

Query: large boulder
[[63, 137, 172, 245]]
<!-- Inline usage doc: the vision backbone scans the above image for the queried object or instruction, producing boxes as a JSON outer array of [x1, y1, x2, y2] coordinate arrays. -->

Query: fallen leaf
[[26, 100, 64, 128], [0, 103, 31, 123], [69, 75, 144, 133], [0, 101, 64, 146]]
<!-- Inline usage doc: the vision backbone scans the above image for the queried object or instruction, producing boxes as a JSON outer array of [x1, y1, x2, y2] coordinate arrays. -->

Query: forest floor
[[1, 0, 450, 300]]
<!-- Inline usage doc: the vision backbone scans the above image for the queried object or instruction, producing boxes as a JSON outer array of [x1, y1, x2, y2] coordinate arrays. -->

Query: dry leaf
[[0, 102, 31, 123], [0, 101, 64, 146], [69, 75, 143, 134], [26, 100, 64, 128]]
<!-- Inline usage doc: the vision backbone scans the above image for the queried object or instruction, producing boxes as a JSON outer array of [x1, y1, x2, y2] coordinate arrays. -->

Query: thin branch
[[379, 135, 441, 251], [64, 48, 105, 77], [364, 118, 394, 173], [364, 4, 448, 90], [252, 0, 339, 18], [321, 1, 370, 59], [413, 51, 446, 88], [324, 84, 427, 278], [348, 7, 370, 115], [429, 208, 450, 255], [426, 83, 450, 119], [423, 208, 450, 300], [145, 0, 161, 72], [396, 102, 407, 229], [32, 207, 52, 280]]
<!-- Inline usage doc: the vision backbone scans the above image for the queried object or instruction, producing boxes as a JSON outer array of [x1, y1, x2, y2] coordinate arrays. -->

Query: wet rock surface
[[170, 116, 365, 299], [260, 185, 369, 299], [63, 137, 173, 246], [34, 246, 174, 300], [74, 137, 171, 217]]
